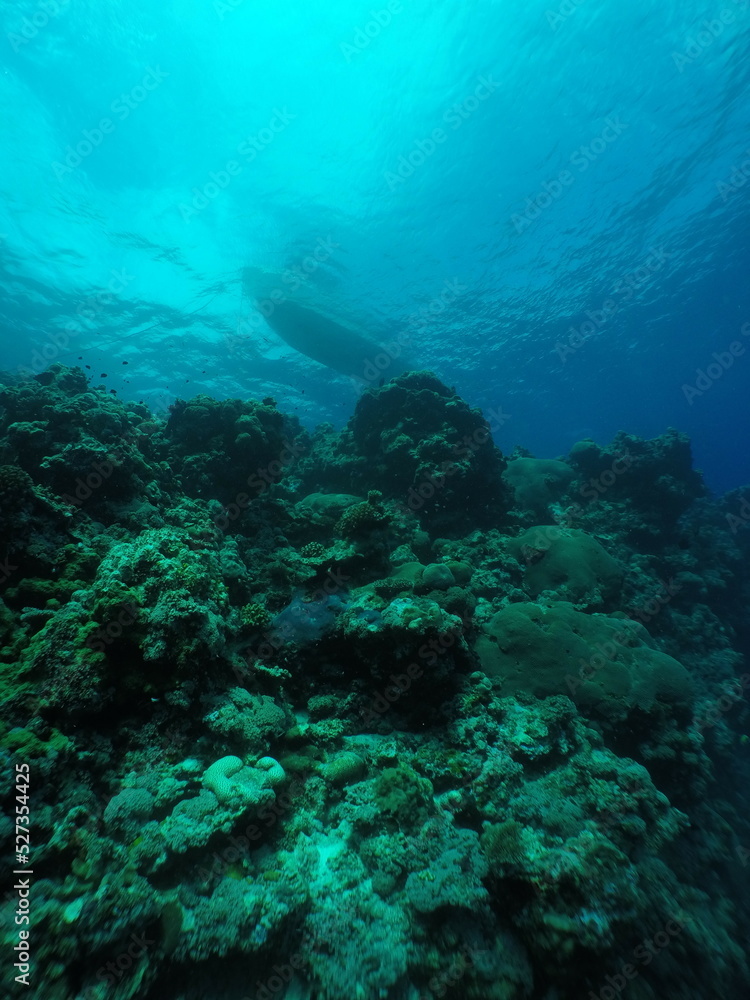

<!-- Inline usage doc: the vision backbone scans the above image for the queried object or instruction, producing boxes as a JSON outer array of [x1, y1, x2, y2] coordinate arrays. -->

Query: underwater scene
[[1, 1, 750, 998]]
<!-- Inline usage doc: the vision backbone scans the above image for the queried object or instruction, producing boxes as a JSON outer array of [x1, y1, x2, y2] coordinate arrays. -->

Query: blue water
[[1, 0, 749, 492]]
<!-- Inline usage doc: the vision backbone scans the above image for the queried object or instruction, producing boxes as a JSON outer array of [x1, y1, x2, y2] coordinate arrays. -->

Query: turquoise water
[[2, 3, 750, 999], [2, 0, 749, 489]]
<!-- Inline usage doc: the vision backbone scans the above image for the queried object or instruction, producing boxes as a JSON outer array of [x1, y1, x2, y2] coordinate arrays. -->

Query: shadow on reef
[[0, 364, 749, 1000]]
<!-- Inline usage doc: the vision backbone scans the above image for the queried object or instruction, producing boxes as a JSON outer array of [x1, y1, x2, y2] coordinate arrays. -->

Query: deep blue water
[[1, 0, 749, 493]]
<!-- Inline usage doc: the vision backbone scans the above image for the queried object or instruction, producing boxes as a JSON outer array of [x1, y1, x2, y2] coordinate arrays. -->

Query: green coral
[[507, 526, 623, 607], [0, 364, 747, 1000], [475, 601, 693, 724], [201, 754, 285, 806], [337, 491, 389, 537], [370, 562, 426, 598], [240, 602, 271, 631], [0, 463, 34, 509], [504, 457, 575, 515], [300, 541, 326, 560], [373, 764, 434, 826], [372, 577, 413, 598], [320, 751, 367, 785], [381, 596, 451, 633], [0, 723, 70, 759], [481, 819, 526, 873]]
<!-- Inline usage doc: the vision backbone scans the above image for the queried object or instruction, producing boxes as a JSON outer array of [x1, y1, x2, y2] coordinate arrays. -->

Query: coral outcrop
[[0, 365, 748, 1000]]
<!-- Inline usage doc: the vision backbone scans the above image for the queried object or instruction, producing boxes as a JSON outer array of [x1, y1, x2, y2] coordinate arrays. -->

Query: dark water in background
[[1, 0, 749, 488]]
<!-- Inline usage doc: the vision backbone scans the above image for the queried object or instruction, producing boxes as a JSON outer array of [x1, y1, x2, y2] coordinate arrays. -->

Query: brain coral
[[474, 601, 692, 722], [202, 754, 285, 805]]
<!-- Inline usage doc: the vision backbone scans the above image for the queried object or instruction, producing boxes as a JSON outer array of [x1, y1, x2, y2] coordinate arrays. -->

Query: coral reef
[[0, 365, 749, 1000]]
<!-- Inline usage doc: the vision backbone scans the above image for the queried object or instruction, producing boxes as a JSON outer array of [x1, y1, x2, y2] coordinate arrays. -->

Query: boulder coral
[[507, 525, 624, 607], [475, 601, 693, 724]]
